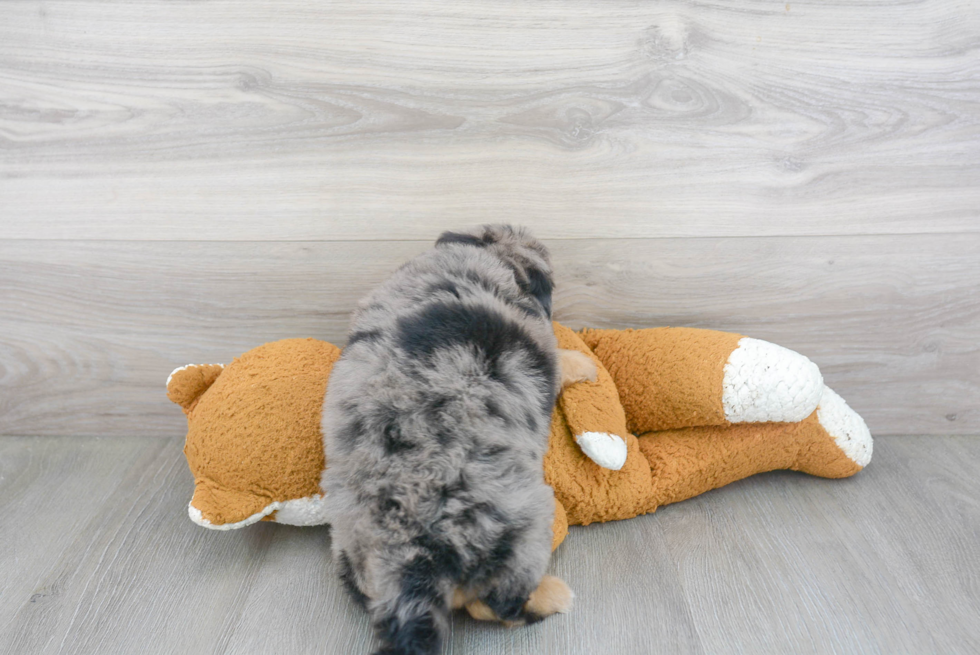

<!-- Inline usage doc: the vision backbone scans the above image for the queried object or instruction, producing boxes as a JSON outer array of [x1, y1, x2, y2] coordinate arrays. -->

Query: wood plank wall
[[1, 0, 978, 437]]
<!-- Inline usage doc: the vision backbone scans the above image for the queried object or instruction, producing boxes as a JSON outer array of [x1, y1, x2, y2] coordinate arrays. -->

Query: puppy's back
[[322, 226, 561, 655]]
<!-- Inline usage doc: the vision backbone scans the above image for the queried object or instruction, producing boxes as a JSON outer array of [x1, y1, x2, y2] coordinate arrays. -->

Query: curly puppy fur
[[322, 225, 571, 655]]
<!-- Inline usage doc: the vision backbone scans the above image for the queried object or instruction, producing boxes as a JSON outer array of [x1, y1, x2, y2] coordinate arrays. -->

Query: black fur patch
[[439, 429, 456, 447], [440, 476, 468, 499], [425, 393, 460, 447], [501, 261, 553, 318], [514, 300, 544, 319], [484, 398, 508, 423], [338, 551, 369, 609], [466, 443, 509, 464], [404, 536, 464, 590], [333, 416, 366, 452], [435, 231, 487, 249], [523, 411, 540, 433], [465, 525, 517, 584], [382, 421, 415, 455], [347, 329, 382, 347], [426, 280, 461, 299], [522, 610, 547, 625], [395, 303, 556, 413], [484, 589, 527, 623], [525, 267, 553, 319], [463, 268, 503, 296], [374, 612, 441, 655]]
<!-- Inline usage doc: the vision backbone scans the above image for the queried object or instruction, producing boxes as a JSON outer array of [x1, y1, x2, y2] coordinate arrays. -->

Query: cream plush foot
[[806, 386, 873, 470], [573, 431, 628, 471], [722, 337, 824, 424]]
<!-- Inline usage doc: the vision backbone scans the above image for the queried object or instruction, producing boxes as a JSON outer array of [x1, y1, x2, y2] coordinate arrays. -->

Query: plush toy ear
[[166, 364, 224, 414]]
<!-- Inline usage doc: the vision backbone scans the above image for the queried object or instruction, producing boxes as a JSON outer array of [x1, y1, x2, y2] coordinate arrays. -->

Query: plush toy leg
[[636, 387, 872, 511], [579, 328, 824, 433], [544, 405, 656, 527], [553, 323, 630, 471]]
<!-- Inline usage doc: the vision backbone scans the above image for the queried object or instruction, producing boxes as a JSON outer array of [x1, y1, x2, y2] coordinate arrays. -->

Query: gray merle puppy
[[321, 225, 592, 655]]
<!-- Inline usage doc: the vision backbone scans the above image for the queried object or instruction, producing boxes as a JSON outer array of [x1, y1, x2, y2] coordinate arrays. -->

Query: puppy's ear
[[526, 267, 553, 318], [436, 231, 488, 249]]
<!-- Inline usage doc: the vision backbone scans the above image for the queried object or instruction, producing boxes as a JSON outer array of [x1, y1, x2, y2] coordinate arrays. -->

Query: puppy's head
[[436, 224, 554, 318]]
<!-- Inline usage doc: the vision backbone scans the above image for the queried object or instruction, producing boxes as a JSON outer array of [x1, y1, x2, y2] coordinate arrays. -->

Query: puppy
[[321, 225, 590, 655]]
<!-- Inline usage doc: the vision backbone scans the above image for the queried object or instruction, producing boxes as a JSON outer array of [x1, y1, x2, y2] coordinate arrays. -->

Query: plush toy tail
[[166, 363, 225, 413]]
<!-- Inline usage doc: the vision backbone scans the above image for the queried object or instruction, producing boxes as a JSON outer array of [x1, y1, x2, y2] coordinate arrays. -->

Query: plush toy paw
[[574, 431, 628, 471], [814, 387, 873, 468], [722, 337, 824, 424], [559, 348, 598, 387]]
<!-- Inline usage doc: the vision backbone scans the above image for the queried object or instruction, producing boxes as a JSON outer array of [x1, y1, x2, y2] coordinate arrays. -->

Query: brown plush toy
[[167, 324, 872, 548], [543, 324, 871, 548]]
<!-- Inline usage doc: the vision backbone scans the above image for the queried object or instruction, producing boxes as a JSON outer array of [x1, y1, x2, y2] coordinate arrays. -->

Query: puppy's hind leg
[[559, 348, 598, 388], [465, 575, 574, 627], [337, 550, 370, 610], [369, 554, 454, 655]]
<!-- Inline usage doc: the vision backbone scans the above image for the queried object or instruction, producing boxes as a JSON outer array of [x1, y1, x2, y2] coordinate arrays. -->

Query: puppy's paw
[[525, 575, 574, 618], [465, 599, 499, 622], [559, 349, 598, 388], [465, 576, 574, 627]]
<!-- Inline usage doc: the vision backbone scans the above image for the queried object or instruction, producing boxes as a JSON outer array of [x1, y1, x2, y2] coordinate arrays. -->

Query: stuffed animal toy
[[167, 324, 872, 549]]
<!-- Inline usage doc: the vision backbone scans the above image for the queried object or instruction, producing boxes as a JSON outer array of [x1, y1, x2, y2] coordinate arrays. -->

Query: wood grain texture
[[1, 435, 978, 654], [1, 0, 978, 239], [1, 235, 976, 438]]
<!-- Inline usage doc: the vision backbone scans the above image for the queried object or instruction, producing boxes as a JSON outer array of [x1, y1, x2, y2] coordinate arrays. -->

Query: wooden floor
[[1, 435, 978, 654]]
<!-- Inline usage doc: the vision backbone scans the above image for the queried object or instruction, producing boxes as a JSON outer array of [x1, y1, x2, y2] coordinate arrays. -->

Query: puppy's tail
[[372, 559, 452, 655]]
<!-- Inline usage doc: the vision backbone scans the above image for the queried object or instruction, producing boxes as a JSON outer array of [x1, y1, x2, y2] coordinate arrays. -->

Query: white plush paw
[[574, 432, 628, 470], [273, 493, 332, 526], [187, 493, 331, 531], [188, 502, 275, 531], [722, 338, 824, 424], [816, 388, 873, 467]]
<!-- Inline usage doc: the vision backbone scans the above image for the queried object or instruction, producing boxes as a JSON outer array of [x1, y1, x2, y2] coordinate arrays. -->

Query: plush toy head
[[167, 338, 340, 529]]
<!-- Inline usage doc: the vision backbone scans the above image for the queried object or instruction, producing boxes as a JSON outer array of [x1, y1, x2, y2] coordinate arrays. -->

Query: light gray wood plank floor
[[1, 435, 977, 654]]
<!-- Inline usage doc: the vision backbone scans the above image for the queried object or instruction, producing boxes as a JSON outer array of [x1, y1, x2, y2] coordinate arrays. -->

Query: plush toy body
[[168, 324, 872, 548], [544, 324, 871, 547]]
